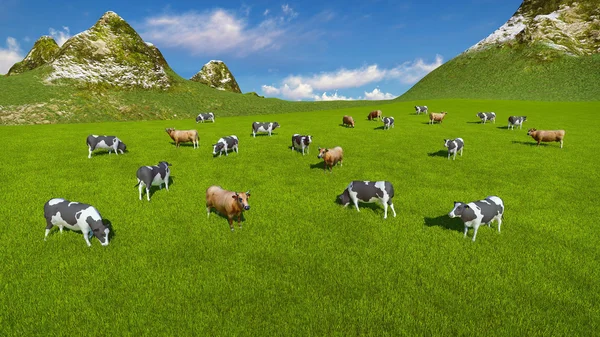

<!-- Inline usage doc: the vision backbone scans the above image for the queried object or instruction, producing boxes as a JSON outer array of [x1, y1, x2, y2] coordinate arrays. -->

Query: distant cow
[[448, 196, 504, 242], [508, 116, 527, 130], [317, 146, 343, 172], [86, 135, 127, 159], [477, 112, 496, 124], [252, 122, 280, 137], [135, 161, 172, 201], [382, 117, 394, 130], [43, 198, 110, 247], [429, 112, 447, 124], [196, 112, 215, 123], [444, 138, 464, 160], [338, 181, 397, 219], [527, 128, 565, 148], [206, 185, 251, 231], [165, 128, 199, 148], [415, 105, 428, 114], [342, 115, 355, 128], [368, 110, 382, 121], [292, 134, 312, 155], [213, 135, 239, 157]]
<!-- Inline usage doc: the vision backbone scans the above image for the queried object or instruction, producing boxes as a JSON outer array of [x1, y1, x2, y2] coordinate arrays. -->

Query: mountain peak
[[7, 36, 60, 75], [190, 60, 242, 93]]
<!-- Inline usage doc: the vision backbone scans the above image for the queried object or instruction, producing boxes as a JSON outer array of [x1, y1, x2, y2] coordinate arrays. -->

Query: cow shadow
[[423, 215, 463, 233], [339, 124, 354, 128], [143, 176, 176, 199], [496, 126, 510, 130], [511, 140, 546, 147], [427, 150, 448, 158], [89, 150, 128, 157], [466, 121, 484, 124], [250, 132, 279, 137], [335, 199, 386, 214], [169, 142, 196, 148], [373, 126, 386, 130], [207, 209, 247, 229], [310, 161, 327, 170]]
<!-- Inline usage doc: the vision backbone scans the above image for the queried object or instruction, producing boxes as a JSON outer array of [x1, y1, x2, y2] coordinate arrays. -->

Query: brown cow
[[429, 112, 448, 124], [342, 115, 355, 128], [527, 128, 565, 148], [367, 110, 382, 121], [317, 146, 343, 172], [206, 185, 251, 231], [165, 128, 199, 148]]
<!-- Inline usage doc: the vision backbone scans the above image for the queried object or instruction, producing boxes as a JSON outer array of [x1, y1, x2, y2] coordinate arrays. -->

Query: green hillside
[[397, 44, 600, 102]]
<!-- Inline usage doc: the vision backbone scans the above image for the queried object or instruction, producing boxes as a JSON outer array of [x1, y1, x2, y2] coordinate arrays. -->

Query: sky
[[0, 0, 524, 101]]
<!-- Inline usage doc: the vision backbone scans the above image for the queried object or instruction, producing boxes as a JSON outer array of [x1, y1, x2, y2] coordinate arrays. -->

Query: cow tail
[[133, 180, 140, 187]]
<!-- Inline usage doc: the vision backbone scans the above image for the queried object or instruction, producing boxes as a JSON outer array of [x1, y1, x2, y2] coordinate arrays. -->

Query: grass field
[[1, 99, 599, 335]]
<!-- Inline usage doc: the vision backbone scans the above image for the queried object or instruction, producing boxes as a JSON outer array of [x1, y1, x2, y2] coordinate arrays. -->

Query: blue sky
[[0, 0, 523, 100]]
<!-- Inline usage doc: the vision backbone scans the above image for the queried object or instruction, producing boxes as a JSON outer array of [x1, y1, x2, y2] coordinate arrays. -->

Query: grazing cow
[[86, 135, 127, 159], [165, 128, 199, 148], [213, 135, 239, 157], [368, 110, 382, 121], [429, 112, 448, 124], [196, 112, 215, 123], [342, 115, 355, 128], [508, 116, 527, 130], [415, 105, 428, 114], [382, 117, 395, 130], [338, 181, 397, 219], [135, 161, 172, 201], [317, 146, 343, 172], [527, 128, 566, 148], [477, 112, 496, 124], [43, 198, 110, 247], [206, 185, 251, 231], [448, 196, 504, 242], [291, 134, 312, 155], [252, 122, 280, 137], [444, 138, 464, 160]]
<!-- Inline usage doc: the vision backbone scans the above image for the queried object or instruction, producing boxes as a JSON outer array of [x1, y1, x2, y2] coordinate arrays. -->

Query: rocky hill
[[7, 36, 60, 76], [190, 60, 242, 93]]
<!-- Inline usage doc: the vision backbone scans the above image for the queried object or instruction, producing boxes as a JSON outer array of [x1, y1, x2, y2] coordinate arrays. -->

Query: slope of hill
[[7, 36, 60, 76]]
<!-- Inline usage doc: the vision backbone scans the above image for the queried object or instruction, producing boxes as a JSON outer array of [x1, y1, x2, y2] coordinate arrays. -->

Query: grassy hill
[[397, 44, 600, 102]]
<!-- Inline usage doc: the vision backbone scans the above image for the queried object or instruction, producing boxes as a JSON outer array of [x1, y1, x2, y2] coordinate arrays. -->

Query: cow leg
[[228, 217, 235, 231], [537, 140, 541, 147], [460, 148, 464, 157], [253, 132, 256, 138], [138, 182, 143, 200], [447, 152, 450, 160], [497, 216, 502, 233], [165, 178, 169, 191], [464, 225, 468, 238], [206, 206, 211, 218], [302, 147, 305, 155], [238, 215, 242, 229], [389, 202, 397, 217], [88, 146, 93, 159], [383, 201, 388, 219], [44, 219, 53, 241], [225, 146, 228, 156], [146, 187, 151, 201], [453, 151, 457, 160], [472, 223, 480, 242], [83, 231, 92, 247], [560, 140, 563, 149], [114, 145, 119, 155]]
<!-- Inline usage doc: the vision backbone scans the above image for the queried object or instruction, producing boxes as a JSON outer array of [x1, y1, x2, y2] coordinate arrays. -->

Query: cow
[[342, 115, 355, 128], [508, 116, 527, 130], [527, 128, 566, 148], [448, 196, 504, 242], [337, 181, 397, 219], [213, 135, 239, 157], [368, 110, 382, 121], [444, 138, 464, 160], [291, 134, 312, 155], [476, 112, 496, 124], [415, 105, 428, 114], [165, 128, 199, 148], [317, 146, 343, 172], [382, 117, 395, 130], [43, 198, 110, 247], [86, 135, 127, 159], [429, 112, 448, 124], [196, 112, 215, 123], [252, 122, 280, 137], [206, 185, 251, 231], [134, 161, 172, 201]]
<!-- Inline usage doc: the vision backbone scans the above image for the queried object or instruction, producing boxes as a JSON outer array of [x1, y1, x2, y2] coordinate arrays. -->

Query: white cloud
[[0, 37, 23, 74], [363, 88, 397, 100], [263, 9, 269, 16], [282, 4, 298, 19], [139, 9, 293, 56], [261, 84, 280, 95], [314, 91, 355, 101], [49, 26, 71, 47]]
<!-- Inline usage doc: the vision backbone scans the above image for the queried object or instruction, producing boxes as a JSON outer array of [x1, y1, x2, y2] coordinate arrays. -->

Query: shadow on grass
[[373, 126, 386, 130], [207, 208, 247, 231], [138, 176, 176, 200], [310, 161, 331, 171], [89, 150, 129, 158], [428, 150, 448, 158], [496, 126, 511, 130], [511, 140, 546, 147], [339, 123, 355, 128], [466, 121, 485, 124], [250, 132, 279, 137], [169, 142, 198, 148], [423, 215, 463, 233]]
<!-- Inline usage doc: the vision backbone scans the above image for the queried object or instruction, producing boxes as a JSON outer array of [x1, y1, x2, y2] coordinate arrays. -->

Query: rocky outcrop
[[190, 60, 242, 93]]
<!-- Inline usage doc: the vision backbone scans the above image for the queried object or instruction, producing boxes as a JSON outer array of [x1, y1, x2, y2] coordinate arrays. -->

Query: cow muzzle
[[448, 211, 456, 218], [244, 205, 250, 211]]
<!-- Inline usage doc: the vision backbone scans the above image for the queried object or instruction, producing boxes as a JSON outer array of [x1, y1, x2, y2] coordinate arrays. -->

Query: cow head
[[476, 112, 483, 118], [443, 139, 450, 148], [196, 115, 202, 123], [165, 128, 175, 135], [337, 188, 351, 206], [317, 147, 328, 159], [233, 191, 251, 211], [304, 135, 312, 146], [118, 141, 127, 153], [527, 128, 537, 136], [273, 122, 280, 129], [522, 116, 527, 122], [93, 226, 110, 246], [448, 202, 467, 218], [212, 142, 224, 155], [158, 161, 172, 168]]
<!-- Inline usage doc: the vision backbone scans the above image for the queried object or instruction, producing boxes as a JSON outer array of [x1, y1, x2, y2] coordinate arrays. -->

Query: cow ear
[[245, 190, 250, 197], [232, 194, 237, 199], [464, 205, 470, 209]]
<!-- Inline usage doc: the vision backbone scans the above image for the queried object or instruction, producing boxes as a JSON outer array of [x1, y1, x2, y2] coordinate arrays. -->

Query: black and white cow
[[213, 135, 239, 157], [448, 196, 504, 242], [86, 135, 127, 159], [444, 138, 464, 160], [291, 134, 312, 155], [476, 112, 496, 124], [508, 116, 527, 130], [135, 161, 172, 201], [196, 112, 215, 123], [382, 117, 395, 130], [43, 198, 110, 247], [415, 105, 428, 114], [252, 122, 280, 137], [338, 181, 397, 219]]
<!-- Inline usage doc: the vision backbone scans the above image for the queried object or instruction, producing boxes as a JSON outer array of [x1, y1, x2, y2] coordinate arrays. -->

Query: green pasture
[[0, 99, 599, 335]]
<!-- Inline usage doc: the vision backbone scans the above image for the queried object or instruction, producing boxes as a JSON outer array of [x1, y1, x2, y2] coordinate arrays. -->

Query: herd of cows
[[43, 105, 567, 246]]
